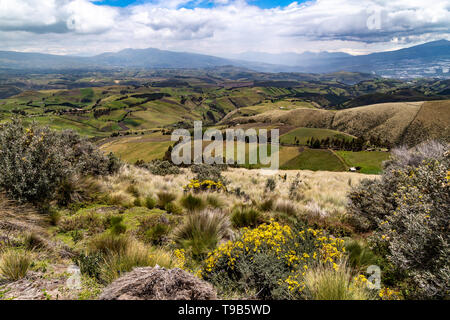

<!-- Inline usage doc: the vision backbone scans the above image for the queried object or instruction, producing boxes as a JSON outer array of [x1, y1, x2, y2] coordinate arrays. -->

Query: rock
[[99, 267, 217, 300]]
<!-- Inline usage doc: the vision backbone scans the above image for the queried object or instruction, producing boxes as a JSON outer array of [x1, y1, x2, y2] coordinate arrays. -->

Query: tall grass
[[157, 191, 177, 208], [181, 194, 206, 212], [0, 249, 32, 281], [304, 262, 374, 300], [231, 206, 262, 228], [174, 209, 233, 257]]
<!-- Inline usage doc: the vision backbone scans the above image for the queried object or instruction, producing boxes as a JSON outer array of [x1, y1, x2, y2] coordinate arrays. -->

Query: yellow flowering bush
[[184, 179, 226, 193], [201, 221, 345, 299]]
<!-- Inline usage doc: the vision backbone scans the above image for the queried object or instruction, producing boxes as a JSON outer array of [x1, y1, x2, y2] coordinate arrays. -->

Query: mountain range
[[0, 40, 449, 79]]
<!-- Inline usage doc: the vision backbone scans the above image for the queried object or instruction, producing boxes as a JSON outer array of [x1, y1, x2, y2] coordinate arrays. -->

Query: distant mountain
[[229, 51, 351, 67], [0, 40, 448, 78]]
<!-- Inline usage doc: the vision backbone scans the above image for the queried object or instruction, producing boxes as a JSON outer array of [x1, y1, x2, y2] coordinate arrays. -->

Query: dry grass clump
[[274, 199, 297, 216], [157, 191, 177, 208], [0, 249, 33, 281], [304, 262, 375, 300]]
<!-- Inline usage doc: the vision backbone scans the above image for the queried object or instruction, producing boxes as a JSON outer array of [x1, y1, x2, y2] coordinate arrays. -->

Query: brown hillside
[[224, 100, 450, 145]]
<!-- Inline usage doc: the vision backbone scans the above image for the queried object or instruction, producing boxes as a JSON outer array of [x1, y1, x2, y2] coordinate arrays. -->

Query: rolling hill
[[224, 100, 450, 146]]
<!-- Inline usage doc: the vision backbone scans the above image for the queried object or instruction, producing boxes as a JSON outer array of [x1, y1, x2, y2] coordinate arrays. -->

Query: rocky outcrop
[[99, 267, 217, 300]]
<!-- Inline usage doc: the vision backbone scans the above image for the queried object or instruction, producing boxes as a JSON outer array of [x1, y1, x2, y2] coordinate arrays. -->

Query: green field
[[280, 149, 347, 171], [336, 151, 390, 174], [280, 127, 355, 145]]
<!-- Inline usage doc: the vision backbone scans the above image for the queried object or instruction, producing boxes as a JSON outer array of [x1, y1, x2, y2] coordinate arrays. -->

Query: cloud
[[0, 0, 448, 55]]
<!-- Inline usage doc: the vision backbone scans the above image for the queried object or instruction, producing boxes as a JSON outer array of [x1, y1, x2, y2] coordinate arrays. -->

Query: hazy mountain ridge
[[0, 40, 449, 78]]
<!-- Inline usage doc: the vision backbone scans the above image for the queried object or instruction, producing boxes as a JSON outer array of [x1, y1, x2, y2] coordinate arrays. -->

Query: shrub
[[231, 206, 262, 228], [73, 252, 103, 280], [181, 194, 206, 213], [191, 164, 225, 182], [348, 141, 450, 299], [201, 222, 346, 299], [184, 180, 226, 193], [157, 191, 177, 208], [0, 119, 118, 204], [0, 249, 32, 281], [144, 196, 156, 209], [142, 160, 180, 176], [174, 209, 233, 258], [265, 177, 276, 192]]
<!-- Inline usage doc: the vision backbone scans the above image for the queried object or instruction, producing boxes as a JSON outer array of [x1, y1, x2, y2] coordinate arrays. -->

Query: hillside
[[224, 100, 450, 146]]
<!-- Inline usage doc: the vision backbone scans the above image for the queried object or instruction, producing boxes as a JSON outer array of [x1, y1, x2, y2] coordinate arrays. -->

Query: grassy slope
[[280, 149, 347, 171], [335, 151, 390, 174], [280, 127, 355, 145], [226, 101, 444, 145]]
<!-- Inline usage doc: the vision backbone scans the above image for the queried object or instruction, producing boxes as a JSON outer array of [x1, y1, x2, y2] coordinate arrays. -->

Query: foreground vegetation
[[0, 121, 447, 300]]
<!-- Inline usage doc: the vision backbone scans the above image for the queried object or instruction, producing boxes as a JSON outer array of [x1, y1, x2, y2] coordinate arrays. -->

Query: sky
[[0, 0, 449, 56]]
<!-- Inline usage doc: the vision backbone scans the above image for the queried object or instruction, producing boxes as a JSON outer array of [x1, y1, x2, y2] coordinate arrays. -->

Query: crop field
[[335, 151, 390, 174]]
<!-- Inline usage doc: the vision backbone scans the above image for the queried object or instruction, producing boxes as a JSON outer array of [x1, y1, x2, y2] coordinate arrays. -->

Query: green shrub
[[0, 119, 118, 204], [231, 206, 262, 228], [144, 196, 156, 209], [0, 249, 32, 281], [181, 194, 206, 212], [191, 164, 225, 182], [348, 141, 450, 299], [157, 191, 176, 208], [73, 252, 103, 280], [174, 209, 233, 258], [202, 222, 346, 300], [265, 177, 276, 192]]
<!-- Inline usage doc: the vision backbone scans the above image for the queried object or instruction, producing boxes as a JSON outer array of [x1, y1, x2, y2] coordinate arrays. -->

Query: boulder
[[99, 267, 217, 300]]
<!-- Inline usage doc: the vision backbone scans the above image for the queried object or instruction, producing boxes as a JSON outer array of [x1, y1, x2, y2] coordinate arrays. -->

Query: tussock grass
[[231, 206, 262, 228], [304, 262, 374, 300], [174, 209, 233, 257], [0, 249, 32, 281]]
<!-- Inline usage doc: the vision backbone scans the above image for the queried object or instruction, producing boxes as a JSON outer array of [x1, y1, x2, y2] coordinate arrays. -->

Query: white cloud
[[0, 0, 448, 55]]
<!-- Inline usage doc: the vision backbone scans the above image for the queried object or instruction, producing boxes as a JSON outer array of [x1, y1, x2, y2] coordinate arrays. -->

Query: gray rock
[[99, 266, 217, 300]]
